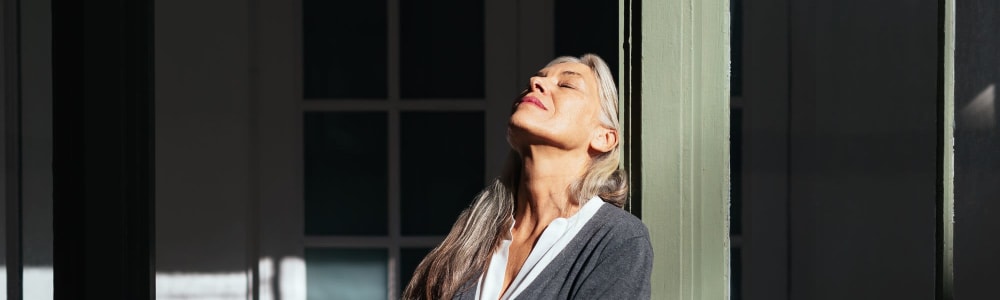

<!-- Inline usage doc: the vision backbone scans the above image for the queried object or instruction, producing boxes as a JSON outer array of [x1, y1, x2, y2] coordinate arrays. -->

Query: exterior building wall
[[954, 0, 1000, 298], [155, 0, 254, 298]]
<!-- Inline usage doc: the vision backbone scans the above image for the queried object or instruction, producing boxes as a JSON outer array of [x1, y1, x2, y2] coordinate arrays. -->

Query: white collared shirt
[[475, 196, 606, 300]]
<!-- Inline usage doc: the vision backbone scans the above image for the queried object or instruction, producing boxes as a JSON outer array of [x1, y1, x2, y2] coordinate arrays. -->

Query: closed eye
[[559, 82, 575, 89]]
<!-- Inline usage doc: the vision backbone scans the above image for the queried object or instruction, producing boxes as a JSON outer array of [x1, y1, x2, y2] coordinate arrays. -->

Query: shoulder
[[562, 202, 653, 299], [569, 201, 651, 259], [589, 201, 650, 241]]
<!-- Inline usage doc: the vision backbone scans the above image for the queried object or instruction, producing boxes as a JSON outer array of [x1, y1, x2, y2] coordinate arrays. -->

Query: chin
[[507, 123, 563, 151], [507, 122, 538, 148], [508, 112, 530, 130], [508, 112, 545, 136]]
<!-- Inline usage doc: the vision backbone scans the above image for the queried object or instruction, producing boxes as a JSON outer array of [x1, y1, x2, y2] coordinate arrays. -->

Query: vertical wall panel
[[52, 0, 154, 297], [638, 0, 731, 299], [155, 0, 252, 297], [0, 0, 12, 295], [741, 0, 789, 298], [254, 0, 305, 298], [2, 0, 20, 295], [954, 0, 1000, 299], [21, 0, 54, 297], [788, 1, 938, 299]]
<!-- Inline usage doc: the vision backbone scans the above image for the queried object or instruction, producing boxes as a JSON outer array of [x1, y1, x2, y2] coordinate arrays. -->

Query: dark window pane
[[401, 112, 484, 235], [555, 0, 619, 79], [731, 247, 742, 300], [306, 248, 387, 300], [400, 0, 484, 99], [305, 112, 388, 235], [731, 0, 743, 96], [730, 108, 742, 235], [400, 248, 433, 294], [304, 0, 387, 99]]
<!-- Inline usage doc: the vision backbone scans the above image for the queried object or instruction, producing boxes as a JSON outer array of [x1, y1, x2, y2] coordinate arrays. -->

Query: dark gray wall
[[155, 0, 252, 275], [787, 0, 939, 299], [0, 0, 8, 285], [21, 0, 53, 271], [0, 0, 12, 290], [20, 0, 54, 297], [741, 0, 789, 298], [954, 0, 1000, 299], [2, 0, 56, 296]]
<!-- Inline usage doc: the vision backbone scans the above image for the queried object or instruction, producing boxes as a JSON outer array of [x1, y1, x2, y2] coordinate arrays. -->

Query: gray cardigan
[[454, 203, 653, 299]]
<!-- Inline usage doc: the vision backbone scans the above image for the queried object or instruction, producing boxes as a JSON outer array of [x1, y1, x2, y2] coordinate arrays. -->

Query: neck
[[513, 145, 589, 235]]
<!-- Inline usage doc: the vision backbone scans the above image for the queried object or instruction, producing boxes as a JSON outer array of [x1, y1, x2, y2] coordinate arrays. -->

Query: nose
[[530, 77, 547, 94]]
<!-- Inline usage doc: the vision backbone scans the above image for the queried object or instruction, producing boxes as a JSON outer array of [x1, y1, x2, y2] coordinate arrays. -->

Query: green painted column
[[633, 0, 730, 299], [941, 0, 955, 298]]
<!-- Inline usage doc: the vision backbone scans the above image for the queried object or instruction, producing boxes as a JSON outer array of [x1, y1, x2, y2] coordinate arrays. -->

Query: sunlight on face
[[508, 62, 604, 152]]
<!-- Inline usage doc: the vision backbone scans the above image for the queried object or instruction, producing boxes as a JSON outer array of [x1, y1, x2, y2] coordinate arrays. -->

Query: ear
[[589, 127, 618, 153]]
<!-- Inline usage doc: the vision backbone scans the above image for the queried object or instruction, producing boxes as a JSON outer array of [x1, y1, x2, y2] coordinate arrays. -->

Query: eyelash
[[559, 83, 575, 89]]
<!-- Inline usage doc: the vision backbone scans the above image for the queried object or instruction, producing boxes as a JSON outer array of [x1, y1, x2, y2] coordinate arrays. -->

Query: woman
[[404, 54, 652, 300]]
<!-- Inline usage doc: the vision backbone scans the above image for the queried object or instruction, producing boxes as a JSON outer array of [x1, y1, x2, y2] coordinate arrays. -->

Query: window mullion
[[387, 0, 402, 298]]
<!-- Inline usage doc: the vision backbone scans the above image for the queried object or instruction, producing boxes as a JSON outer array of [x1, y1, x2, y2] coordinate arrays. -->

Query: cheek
[[552, 104, 602, 142], [559, 100, 601, 128]]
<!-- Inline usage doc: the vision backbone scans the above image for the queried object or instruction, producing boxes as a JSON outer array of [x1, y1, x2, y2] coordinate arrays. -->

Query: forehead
[[539, 62, 596, 81]]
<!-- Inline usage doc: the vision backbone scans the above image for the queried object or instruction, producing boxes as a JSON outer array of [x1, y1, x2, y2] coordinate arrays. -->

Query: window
[[301, 0, 490, 298]]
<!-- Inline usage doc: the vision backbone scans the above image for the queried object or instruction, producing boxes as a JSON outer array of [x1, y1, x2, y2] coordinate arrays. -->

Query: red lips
[[519, 96, 548, 110]]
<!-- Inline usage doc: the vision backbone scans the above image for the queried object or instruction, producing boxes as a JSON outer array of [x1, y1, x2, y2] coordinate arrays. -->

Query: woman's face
[[508, 61, 606, 152]]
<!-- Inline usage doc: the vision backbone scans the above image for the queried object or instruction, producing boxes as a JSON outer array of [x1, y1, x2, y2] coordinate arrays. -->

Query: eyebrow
[[535, 70, 584, 78], [560, 70, 583, 78]]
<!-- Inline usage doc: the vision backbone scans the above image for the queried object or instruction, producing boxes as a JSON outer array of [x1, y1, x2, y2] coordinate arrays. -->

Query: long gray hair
[[402, 54, 627, 299]]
